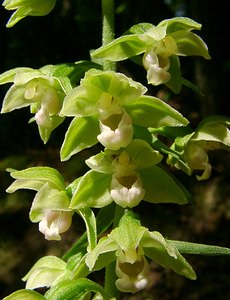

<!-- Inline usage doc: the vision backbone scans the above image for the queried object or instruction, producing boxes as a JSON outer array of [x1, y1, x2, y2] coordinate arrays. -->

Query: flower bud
[[39, 210, 72, 241]]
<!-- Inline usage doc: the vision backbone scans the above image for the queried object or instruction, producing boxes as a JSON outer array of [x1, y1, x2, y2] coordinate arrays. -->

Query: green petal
[[125, 139, 163, 169]]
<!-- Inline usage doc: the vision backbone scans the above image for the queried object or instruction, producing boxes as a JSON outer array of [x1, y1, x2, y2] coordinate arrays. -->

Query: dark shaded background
[[0, 0, 229, 299]]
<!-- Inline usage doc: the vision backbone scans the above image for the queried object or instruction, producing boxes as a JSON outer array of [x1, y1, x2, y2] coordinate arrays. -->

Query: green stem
[[101, 0, 116, 71]]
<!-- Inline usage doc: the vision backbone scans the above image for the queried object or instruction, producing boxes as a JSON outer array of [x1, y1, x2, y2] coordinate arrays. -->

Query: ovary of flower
[[110, 170, 145, 208], [115, 255, 150, 293], [97, 109, 133, 150], [143, 50, 171, 85], [184, 143, 212, 180], [39, 210, 72, 241]]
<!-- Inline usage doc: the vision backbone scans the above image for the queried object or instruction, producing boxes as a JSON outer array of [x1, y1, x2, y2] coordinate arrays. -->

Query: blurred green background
[[0, 0, 230, 299]]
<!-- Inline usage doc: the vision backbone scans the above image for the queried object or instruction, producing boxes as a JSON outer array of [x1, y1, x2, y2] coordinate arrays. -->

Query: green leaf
[[140, 165, 190, 204], [45, 278, 108, 300], [77, 208, 97, 251], [3, 290, 45, 300], [169, 240, 230, 256], [91, 34, 151, 61], [60, 116, 100, 161], [70, 170, 113, 209], [124, 95, 189, 128]]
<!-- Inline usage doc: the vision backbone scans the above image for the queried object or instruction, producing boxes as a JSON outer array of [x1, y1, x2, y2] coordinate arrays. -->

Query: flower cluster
[[0, 67, 68, 143], [92, 17, 210, 93]]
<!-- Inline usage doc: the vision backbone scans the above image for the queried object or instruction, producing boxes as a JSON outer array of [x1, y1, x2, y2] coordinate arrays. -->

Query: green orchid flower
[[69, 139, 190, 209], [86, 213, 196, 294], [6, 167, 73, 240], [91, 17, 210, 93], [167, 116, 230, 180], [60, 69, 189, 160], [61, 68, 147, 151], [0, 66, 72, 143], [3, 0, 56, 27]]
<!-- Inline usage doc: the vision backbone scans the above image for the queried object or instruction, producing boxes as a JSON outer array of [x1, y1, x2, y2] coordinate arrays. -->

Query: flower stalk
[[101, 0, 116, 71]]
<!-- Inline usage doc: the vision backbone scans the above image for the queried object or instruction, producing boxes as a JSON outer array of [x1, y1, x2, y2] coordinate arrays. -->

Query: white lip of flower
[[115, 255, 150, 293], [143, 50, 171, 85], [110, 171, 145, 208], [97, 109, 133, 150], [38, 210, 72, 241]]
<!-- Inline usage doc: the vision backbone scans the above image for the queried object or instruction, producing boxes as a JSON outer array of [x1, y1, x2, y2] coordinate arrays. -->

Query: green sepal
[[140, 165, 190, 204], [22, 256, 69, 289], [158, 17, 202, 33], [168, 240, 230, 256], [3, 0, 56, 28], [192, 115, 230, 148], [6, 166, 66, 193], [60, 116, 100, 161], [45, 278, 108, 300], [2, 290, 45, 300], [171, 31, 210, 59], [143, 232, 196, 280], [124, 95, 189, 128], [70, 170, 113, 209]]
